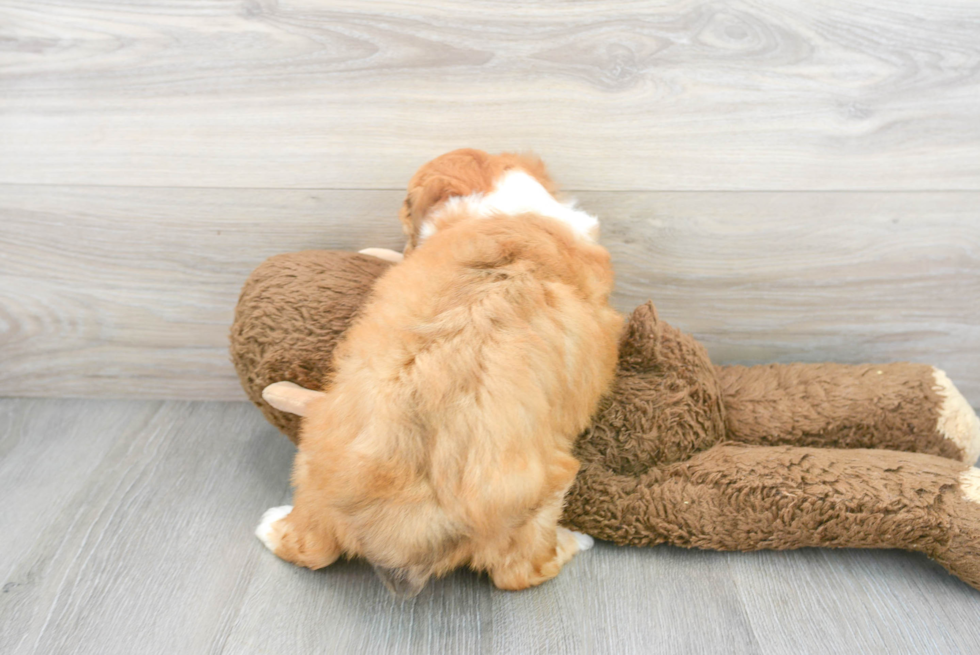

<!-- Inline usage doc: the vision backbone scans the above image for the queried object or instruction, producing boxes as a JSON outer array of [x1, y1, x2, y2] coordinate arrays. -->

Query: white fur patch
[[571, 530, 595, 552], [255, 505, 293, 551], [424, 170, 599, 243], [933, 368, 980, 465], [418, 220, 437, 242], [961, 468, 980, 504]]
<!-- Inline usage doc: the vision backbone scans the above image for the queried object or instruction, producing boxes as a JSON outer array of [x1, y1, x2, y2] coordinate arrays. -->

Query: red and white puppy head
[[398, 149, 598, 253]]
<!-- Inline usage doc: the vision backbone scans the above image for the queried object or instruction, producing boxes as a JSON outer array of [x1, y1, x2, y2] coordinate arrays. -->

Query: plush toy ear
[[618, 301, 663, 369], [261, 381, 328, 417]]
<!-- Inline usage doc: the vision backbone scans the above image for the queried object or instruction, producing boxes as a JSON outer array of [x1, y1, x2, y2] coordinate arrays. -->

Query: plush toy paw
[[936, 469, 980, 589], [934, 369, 980, 465], [962, 468, 980, 504]]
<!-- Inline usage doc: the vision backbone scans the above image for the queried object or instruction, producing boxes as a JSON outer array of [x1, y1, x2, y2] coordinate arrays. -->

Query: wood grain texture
[[1, 398, 979, 655], [0, 399, 161, 586], [729, 548, 980, 654], [1, 1, 979, 190], [2, 186, 977, 403], [0, 399, 295, 655]]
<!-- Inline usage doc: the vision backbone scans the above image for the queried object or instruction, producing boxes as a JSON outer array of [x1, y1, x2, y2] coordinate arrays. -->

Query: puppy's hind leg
[[255, 503, 340, 570], [487, 497, 593, 591]]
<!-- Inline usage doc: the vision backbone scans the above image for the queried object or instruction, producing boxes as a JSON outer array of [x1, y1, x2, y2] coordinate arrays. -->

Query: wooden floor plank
[[0, 398, 164, 654], [2, 186, 977, 403], [0, 399, 160, 594], [221, 558, 494, 655], [729, 548, 980, 654], [224, 542, 762, 655], [0, 399, 296, 655], [491, 545, 760, 655], [2, 1, 979, 190], [2, 399, 979, 654]]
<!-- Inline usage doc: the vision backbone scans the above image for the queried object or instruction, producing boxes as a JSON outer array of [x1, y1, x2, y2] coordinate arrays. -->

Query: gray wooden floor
[[2, 397, 979, 655]]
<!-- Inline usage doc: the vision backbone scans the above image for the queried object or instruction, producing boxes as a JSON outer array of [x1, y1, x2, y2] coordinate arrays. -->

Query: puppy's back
[[333, 212, 618, 536]]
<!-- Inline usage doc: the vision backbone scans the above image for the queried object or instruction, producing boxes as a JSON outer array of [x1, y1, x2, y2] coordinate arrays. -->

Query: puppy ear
[[399, 192, 421, 253], [372, 563, 431, 599], [261, 381, 327, 417]]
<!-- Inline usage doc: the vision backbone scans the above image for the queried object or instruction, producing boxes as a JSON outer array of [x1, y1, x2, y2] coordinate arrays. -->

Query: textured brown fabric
[[576, 302, 727, 475], [716, 362, 958, 460], [230, 251, 394, 442], [229, 250, 980, 591], [564, 444, 979, 590]]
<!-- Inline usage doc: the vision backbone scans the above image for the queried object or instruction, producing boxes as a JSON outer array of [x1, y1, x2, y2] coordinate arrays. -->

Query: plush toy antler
[[231, 248, 980, 590]]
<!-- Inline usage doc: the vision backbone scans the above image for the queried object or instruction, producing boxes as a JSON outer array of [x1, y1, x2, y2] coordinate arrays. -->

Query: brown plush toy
[[231, 248, 980, 591]]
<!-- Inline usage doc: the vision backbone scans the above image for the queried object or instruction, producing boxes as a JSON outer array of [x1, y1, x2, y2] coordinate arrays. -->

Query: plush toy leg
[[716, 363, 980, 465], [564, 444, 980, 590]]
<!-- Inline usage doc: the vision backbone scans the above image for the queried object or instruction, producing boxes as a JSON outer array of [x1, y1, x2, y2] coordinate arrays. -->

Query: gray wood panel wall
[[1, 1, 978, 403]]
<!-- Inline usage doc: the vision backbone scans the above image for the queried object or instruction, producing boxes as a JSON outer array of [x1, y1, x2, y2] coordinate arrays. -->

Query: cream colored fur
[[961, 468, 980, 504], [933, 368, 980, 465]]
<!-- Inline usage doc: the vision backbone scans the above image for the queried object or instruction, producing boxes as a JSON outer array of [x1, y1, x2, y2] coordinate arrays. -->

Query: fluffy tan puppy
[[256, 149, 622, 595]]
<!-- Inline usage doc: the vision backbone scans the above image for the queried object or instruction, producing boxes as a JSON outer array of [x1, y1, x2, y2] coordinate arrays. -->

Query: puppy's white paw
[[571, 530, 594, 552], [255, 505, 292, 551], [558, 526, 594, 552]]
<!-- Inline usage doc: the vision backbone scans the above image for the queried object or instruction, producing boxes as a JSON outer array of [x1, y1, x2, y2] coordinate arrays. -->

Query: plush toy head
[[230, 251, 394, 441]]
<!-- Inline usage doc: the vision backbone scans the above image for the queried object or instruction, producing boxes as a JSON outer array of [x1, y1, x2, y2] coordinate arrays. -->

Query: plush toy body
[[232, 249, 980, 591]]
